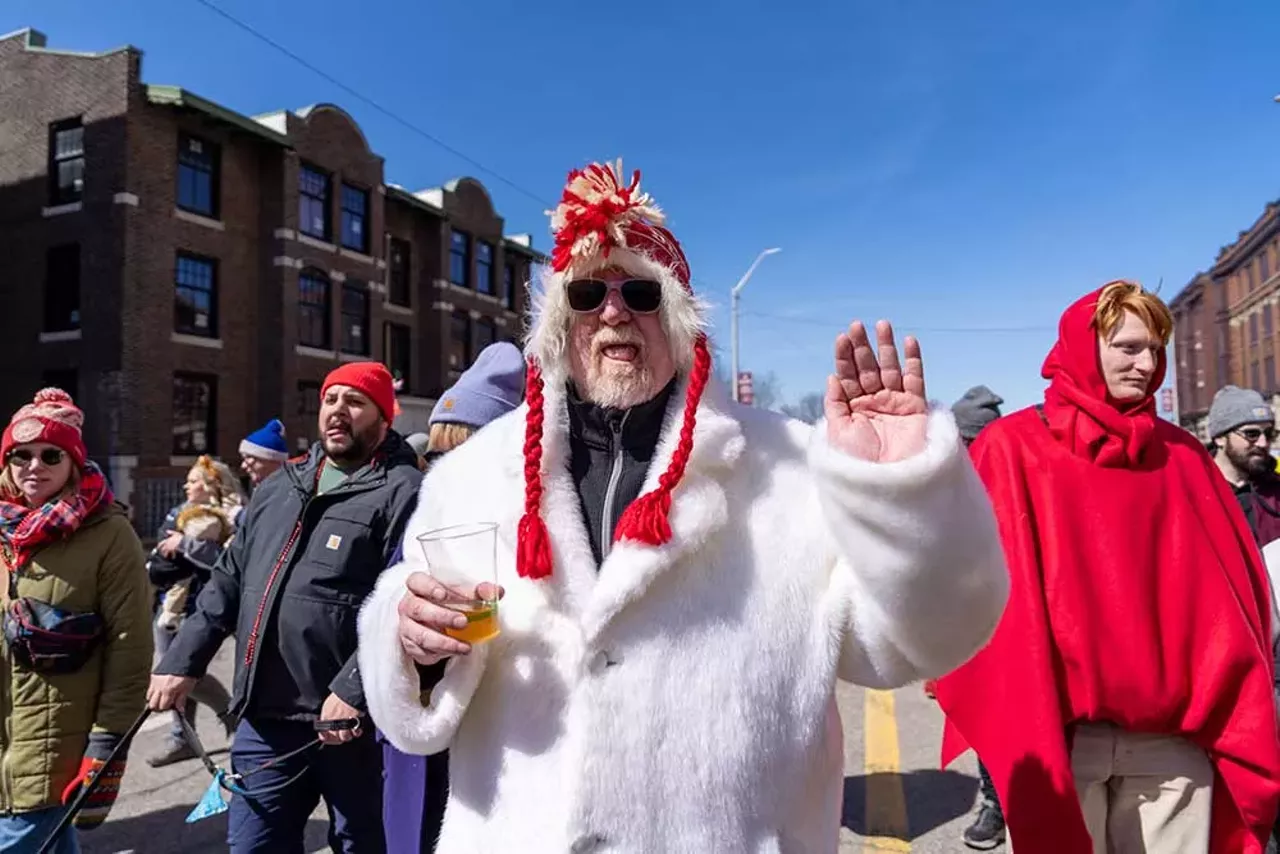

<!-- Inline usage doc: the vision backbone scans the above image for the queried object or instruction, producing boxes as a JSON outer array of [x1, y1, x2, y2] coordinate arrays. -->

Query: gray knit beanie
[[1207, 385, 1274, 439], [951, 385, 1004, 441]]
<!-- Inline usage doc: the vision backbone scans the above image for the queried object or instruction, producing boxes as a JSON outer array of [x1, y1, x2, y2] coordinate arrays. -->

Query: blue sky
[[8, 0, 1280, 413]]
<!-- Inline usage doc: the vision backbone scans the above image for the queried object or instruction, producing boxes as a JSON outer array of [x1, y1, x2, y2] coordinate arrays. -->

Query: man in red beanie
[[935, 282, 1280, 854], [354, 161, 1010, 852], [148, 361, 421, 853]]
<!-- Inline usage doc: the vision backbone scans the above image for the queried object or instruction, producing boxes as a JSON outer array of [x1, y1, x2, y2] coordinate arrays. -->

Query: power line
[[189, 0, 554, 208], [740, 310, 1056, 335]]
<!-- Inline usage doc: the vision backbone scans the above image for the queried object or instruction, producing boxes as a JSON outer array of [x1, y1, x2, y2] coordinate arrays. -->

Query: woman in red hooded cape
[[935, 283, 1280, 852]]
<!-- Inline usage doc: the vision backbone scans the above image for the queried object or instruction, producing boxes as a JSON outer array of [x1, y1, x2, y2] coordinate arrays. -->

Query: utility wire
[[740, 310, 1056, 335], [190, 0, 554, 208]]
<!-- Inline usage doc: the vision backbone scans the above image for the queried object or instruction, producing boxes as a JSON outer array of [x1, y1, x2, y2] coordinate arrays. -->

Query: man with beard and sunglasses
[[355, 161, 1009, 852], [147, 362, 422, 853], [1208, 385, 1280, 546]]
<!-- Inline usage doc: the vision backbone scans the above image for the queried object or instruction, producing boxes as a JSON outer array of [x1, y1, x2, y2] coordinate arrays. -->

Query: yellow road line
[[863, 689, 910, 852]]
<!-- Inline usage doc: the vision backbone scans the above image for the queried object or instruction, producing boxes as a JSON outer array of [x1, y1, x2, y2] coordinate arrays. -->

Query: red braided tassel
[[615, 335, 711, 547], [517, 361, 553, 579]]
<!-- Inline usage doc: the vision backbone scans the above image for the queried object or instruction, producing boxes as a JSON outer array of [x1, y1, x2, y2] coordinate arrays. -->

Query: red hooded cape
[[935, 288, 1280, 852]]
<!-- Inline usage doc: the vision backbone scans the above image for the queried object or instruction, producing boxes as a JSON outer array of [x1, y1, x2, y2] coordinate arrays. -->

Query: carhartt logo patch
[[326, 535, 343, 550]]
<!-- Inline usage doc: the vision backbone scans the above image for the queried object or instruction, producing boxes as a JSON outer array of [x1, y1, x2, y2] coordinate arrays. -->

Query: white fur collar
[[507, 377, 744, 641]]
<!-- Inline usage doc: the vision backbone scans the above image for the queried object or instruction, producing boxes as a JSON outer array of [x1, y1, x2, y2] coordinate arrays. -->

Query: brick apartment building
[[0, 28, 545, 533], [1170, 200, 1280, 439]]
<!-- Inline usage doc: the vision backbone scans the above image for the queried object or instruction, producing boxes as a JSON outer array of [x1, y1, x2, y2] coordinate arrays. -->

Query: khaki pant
[[1068, 722, 1214, 854]]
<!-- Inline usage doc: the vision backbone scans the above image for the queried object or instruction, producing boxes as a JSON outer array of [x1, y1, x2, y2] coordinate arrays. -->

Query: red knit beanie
[[322, 362, 397, 422], [2, 388, 88, 468], [518, 160, 711, 581]]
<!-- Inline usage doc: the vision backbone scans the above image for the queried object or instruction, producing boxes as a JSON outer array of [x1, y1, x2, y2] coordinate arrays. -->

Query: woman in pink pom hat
[[0, 388, 151, 852]]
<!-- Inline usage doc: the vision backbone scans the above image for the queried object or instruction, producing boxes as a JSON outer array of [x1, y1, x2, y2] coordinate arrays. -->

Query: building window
[[43, 244, 80, 333], [173, 373, 217, 455], [450, 310, 471, 369], [298, 380, 321, 418], [1268, 357, 1277, 393], [174, 253, 218, 337], [1264, 252, 1273, 285], [476, 241, 494, 295], [1250, 313, 1259, 345], [503, 262, 517, 310], [41, 369, 77, 401], [1266, 304, 1274, 340], [384, 322, 411, 390], [1249, 264, 1258, 292], [298, 164, 331, 241], [1252, 360, 1262, 391], [474, 318, 497, 354], [389, 238, 411, 306], [450, 230, 470, 287], [340, 282, 370, 355], [48, 118, 85, 206], [340, 184, 369, 253], [298, 269, 332, 349], [177, 134, 219, 218]]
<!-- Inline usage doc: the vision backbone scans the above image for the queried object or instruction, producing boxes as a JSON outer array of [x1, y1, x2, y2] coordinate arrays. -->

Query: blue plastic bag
[[186, 771, 229, 822]]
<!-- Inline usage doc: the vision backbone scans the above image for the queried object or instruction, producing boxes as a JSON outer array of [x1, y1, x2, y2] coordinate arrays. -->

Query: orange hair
[[1093, 280, 1173, 345]]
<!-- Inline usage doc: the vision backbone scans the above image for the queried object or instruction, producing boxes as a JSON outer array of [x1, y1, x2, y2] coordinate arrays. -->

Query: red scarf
[[935, 289, 1280, 853], [0, 463, 112, 571]]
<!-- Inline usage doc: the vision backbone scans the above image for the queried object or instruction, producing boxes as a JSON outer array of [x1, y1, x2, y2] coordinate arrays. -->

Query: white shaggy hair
[[524, 248, 708, 386]]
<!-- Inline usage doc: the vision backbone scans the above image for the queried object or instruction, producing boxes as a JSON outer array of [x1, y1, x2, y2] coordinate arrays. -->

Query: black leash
[[37, 708, 151, 854], [178, 715, 322, 799]]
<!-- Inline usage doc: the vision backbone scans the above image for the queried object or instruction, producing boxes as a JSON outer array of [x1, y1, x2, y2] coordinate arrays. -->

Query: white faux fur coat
[[359, 381, 1008, 854]]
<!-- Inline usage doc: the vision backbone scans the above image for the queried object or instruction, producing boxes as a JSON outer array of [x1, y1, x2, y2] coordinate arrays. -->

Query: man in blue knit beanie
[[239, 418, 288, 487]]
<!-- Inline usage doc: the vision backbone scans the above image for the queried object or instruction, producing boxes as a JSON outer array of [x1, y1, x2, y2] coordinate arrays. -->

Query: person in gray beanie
[[951, 385, 1004, 443], [939, 383, 1007, 850], [428, 341, 525, 433], [1207, 385, 1280, 547], [379, 339, 526, 854]]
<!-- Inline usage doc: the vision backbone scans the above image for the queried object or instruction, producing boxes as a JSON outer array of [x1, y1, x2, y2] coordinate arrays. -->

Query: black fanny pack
[[3, 597, 105, 674]]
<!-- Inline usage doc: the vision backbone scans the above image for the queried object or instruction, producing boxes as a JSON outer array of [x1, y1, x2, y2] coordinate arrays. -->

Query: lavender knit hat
[[430, 341, 525, 428]]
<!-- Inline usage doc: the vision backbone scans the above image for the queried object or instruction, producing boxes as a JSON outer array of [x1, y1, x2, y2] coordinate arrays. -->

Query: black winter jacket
[[156, 432, 422, 720]]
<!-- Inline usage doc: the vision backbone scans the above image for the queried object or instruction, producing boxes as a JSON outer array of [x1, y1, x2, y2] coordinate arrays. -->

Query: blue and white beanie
[[239, 418, 288, 462]]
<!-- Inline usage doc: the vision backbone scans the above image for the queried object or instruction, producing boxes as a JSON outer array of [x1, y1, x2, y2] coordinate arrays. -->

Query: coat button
[[589, 651, 621, 673], [570, 833, 607, 853]]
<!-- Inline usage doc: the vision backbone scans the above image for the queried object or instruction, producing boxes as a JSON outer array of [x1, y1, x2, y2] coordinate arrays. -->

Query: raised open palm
[[824, 320, 929, 462]]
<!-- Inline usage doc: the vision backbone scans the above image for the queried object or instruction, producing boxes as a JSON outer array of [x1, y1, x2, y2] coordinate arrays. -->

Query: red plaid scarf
[[0, 463, 112, 570]]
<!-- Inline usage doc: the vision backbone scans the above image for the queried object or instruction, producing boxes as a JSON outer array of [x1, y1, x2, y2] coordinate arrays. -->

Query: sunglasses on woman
[[565, 278, 663, 315], [7, 448, 66, 467]]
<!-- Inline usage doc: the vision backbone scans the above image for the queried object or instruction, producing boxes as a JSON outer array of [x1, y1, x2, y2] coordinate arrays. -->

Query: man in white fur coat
[[357, 160, 1010, 853]]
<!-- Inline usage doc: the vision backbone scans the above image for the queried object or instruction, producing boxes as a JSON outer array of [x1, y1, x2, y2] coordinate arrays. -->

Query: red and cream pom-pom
[[548, 159, 665, 274], [19, 387, 84, 430]]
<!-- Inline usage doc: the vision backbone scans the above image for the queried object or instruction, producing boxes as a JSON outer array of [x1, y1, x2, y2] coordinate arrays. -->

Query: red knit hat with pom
[[518, 161, 711, 581], [2, 388, 88, 468]]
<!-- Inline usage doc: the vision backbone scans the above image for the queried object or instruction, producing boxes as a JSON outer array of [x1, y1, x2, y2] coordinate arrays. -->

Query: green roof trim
[[145, 85, 290, 147], [503, 238, 546, 262], [385, 184, 445, 216]]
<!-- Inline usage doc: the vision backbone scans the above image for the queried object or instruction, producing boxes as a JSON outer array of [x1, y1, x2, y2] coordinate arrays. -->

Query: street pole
[[730, 248, 781, 402]]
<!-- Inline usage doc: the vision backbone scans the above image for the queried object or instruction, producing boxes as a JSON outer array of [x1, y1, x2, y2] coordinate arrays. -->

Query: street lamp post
[[730, 248, 782, 403]]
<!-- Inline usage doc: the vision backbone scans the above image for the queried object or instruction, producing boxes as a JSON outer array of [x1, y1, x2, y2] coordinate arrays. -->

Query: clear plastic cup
[[415, 522, 500, 645]]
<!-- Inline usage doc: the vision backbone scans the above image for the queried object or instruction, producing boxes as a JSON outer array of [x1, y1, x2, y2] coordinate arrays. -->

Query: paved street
[[80, 643, 986, 853]]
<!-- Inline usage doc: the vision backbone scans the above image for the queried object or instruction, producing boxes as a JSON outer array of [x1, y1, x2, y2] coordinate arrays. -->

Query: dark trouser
[[978, 760, 1003, 817], [153, 619, 232, 741], [380, 739, 449, 854], [227, 718, 384, 854]]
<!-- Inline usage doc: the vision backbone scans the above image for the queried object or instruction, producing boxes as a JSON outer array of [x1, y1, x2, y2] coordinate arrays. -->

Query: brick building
[[0, 28, 544, 533], [1170, 200, 1280, 438]]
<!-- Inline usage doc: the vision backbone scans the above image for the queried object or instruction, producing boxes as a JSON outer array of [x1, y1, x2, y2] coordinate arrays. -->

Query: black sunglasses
[[7, 448, 66, 467], [565, 279, 662, 315], [1235, 427, 1277, 444]]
